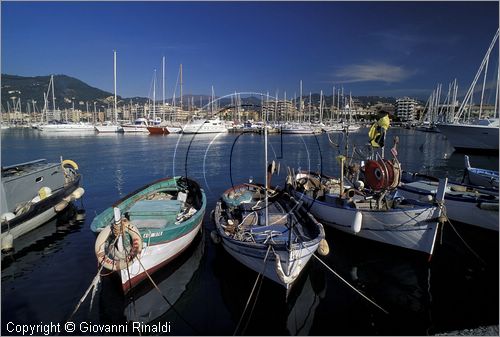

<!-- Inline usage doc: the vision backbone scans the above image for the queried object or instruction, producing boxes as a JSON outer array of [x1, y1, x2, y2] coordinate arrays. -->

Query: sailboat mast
[[180, 64, 183, 111], [114, 50, 117, 123], [300, 80, 303, 122], [162, 56, 166, 108], [264, 100, 269, 227], [153, 69, 156, 122], [51, 75, 56, 113]]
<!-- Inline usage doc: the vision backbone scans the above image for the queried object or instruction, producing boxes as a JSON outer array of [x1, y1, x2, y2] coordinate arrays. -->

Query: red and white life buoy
[[94, 219, 143, 271]]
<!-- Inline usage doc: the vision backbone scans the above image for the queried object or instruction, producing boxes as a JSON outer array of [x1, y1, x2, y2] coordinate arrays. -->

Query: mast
[[299, 80, 303, 122], [162, 56, 166, 108], [51, 75, 56, 113], [114, 50, 117, 123], [153, 69, 156, 122], [180, 64, 183, 111]]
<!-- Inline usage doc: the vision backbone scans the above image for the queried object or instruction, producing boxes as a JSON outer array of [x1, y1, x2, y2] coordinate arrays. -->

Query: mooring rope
[[135, 255, 201, 334], [233, 245, 272, 336], [439, 204, 486, 266], [312, 254, 389, 314]]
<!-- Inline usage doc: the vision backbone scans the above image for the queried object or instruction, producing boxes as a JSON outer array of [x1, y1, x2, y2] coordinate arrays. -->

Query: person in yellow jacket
[[368, 110, 391, 148]]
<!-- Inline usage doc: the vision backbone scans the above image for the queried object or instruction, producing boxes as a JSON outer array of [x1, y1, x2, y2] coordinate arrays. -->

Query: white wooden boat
[[213, 183, 326, 292], [1, 158, 84, 250], [286, 170, 447, 257], [463, 155, 499, 189], [91, 176, 206, 293], [399, 172, 498, 232]]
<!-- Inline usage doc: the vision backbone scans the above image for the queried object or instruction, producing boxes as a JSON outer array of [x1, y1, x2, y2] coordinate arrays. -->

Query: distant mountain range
[[1, 73, 400, 112]]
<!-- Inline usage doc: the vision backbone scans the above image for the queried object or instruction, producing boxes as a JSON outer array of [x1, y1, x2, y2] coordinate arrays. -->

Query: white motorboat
[[39, 122, 96, 133], [182, 117, 228, 134], [121, 118, 150, 133]]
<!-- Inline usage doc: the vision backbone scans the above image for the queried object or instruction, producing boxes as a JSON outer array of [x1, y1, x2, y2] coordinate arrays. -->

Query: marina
[[1, 127, 498, 335], [2, 1, 499, 336]]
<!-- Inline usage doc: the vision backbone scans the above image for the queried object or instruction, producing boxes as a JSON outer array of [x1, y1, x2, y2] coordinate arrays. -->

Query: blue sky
[[2, 1, 499, 100]]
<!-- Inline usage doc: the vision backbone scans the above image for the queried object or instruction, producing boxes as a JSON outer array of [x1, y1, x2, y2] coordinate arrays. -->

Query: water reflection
[[1, 203, 85, 274], [98, 232, 205, 330]]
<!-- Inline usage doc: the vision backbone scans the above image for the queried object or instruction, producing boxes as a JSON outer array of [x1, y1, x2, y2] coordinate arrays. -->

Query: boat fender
[[450, 185, 467, 192], [210, 230, 221, 244], [1, 233, 14, 251], [317, 239, 330, 256], [38, 187, 52, 200], [54, 200, 69, 212], [478, 202, 499, 211], [70, 187, 85, 200], [351, 211, 362, 234], [1, 212, 16, 223], [95, 219, 143, 271], [62, 159, 79, 171]]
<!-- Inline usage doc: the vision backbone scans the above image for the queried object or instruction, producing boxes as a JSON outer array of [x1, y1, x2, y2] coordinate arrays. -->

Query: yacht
[[182, 117, 228, 134]]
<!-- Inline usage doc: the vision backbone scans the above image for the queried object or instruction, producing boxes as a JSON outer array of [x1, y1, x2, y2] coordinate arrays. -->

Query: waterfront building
[[395, 97, 417, 122]]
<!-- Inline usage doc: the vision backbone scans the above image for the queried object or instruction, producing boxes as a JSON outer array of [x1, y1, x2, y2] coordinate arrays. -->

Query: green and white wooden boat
[[91, 176, 206, 293]]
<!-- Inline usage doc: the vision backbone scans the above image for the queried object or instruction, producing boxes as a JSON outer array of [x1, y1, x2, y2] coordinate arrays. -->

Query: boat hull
[[120, 218, 203, 293], [219, 235, 318, 290], [438, 123, 499, 151], [398, 183, 498, 231], [292, 190, 440, 255]]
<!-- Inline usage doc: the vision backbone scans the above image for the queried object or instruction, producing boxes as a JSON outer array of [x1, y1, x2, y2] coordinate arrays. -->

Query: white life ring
[[94, 219, 143, 271]]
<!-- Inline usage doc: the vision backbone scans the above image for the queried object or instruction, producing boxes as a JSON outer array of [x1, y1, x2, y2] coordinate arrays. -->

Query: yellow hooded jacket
[[368, 114, 390, 148]]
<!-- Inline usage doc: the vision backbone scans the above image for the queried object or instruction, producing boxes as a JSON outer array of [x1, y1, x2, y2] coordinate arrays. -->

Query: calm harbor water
[[1, 127, 498, 335]]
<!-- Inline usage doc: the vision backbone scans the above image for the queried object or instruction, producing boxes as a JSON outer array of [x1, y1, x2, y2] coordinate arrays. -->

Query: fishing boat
[[286, 164, 447, 257], [91, 176, 206, 293], [463, 155, 499, 189], [398, 172, 498, 232], [213, 182, 326, 292], [1, 158, 84, 251]]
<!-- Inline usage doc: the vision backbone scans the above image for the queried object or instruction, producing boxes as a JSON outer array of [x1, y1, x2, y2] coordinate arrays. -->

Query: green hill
[[1, 74, 119, 111]]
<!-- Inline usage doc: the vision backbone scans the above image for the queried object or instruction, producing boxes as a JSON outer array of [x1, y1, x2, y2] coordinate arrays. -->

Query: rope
[[312, 254, 389, 315], [135, 255, 201, 334], [439, 204, 487, 266], [64, 232, 120, 326], [233, 245, 272, 336]]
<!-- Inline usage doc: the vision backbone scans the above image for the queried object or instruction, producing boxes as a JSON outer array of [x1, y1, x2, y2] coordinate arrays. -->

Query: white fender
[[317, 239, 330, 256], [1, 233, 14, 251], [351, 211, 362, 234], [54, 200, 69, 212]]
